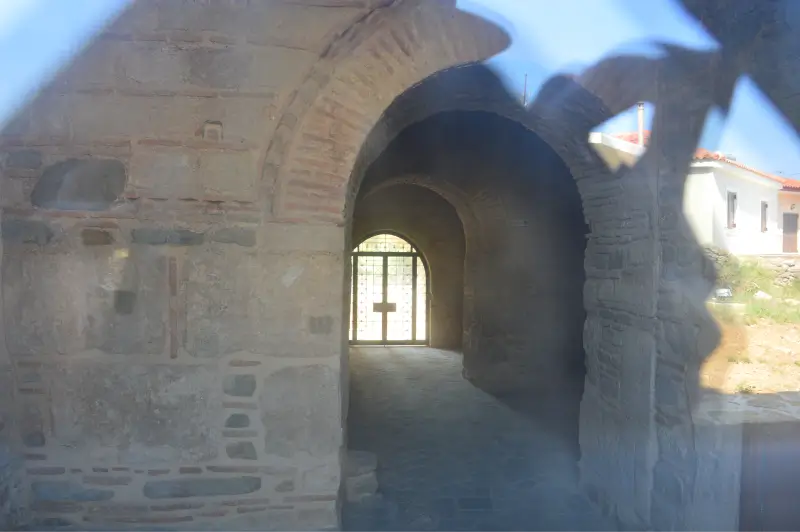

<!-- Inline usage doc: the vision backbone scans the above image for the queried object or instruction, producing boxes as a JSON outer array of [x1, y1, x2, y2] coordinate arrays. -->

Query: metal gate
[[349, 233, 428, 345]]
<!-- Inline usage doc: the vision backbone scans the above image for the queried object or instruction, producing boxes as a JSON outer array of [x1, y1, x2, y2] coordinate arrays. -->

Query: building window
[[761, 201, 769, 232], [727, 192, 737, 229]]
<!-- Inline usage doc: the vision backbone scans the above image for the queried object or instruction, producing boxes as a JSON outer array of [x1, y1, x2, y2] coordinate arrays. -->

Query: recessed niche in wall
[[31, 158, 127, 211]]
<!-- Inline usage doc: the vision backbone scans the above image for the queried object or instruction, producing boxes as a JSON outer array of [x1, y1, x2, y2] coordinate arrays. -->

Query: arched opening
[[349, 232, 429, 345], [343, 108, 597, 530]]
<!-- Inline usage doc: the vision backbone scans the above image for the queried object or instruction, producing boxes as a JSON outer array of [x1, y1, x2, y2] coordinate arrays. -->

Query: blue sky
[[1, 0, 799, 178]]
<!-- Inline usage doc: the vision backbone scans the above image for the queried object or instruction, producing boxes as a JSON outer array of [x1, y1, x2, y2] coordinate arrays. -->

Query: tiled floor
[[343, 346, 615, 531]]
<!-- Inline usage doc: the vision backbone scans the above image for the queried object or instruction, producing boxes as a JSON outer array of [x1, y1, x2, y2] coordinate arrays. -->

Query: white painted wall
[[588, 134, 786, 255], [683, 168, 716, 247], [686, 163, 782, 254], [778, 190, 800, 253]]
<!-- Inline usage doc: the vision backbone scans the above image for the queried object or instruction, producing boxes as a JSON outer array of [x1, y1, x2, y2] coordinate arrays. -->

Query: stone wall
[[0, 0, 741, 529], [0, 216, 344, 529], [0, 446, 24, 530], [0, 1, 513, 528], [0, 228, 26, 530], [353, 185, 466, 349]]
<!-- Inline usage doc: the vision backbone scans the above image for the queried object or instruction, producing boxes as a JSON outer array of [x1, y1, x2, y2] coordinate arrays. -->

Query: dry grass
[[701, 313, 800, 394]]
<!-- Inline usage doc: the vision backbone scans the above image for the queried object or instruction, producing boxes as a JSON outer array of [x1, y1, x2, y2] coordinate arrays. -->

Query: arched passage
[[0, 0, 729, 529], [342, 104, 598, 529]]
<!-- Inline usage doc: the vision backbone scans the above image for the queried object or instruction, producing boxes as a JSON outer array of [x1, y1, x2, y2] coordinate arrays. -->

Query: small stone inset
[[225, 414, 250, 429], [275, 479, 295, 493], [81, 228, 114, 246], [226, 441, 257, 460], [210, 227, 256, 247], [32, 481, 114, 502], [201, 121, 223, 142], [308, 316, 334, 335], [132, 228, 205, 246], [27, 467, 66, 476], [6, 149, 42, 169], [23, 430, 46, 448], [222, 430, 258, 438], [82, 476, 132, 486], [113, 290, 137, 315], [143, 476, 261, 499], [2, 219, 54, 245], [223, 375, 256, 397]]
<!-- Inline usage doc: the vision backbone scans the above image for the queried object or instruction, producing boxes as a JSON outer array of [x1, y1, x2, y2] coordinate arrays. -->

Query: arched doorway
[[349, 233, 429, 345]]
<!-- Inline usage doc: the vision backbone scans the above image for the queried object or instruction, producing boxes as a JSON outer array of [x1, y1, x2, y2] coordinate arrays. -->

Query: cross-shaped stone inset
[[373, 302, 397, 313]]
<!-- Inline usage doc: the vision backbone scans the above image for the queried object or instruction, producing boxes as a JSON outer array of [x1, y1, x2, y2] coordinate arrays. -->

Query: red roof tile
[[611, 131, 800, 191]]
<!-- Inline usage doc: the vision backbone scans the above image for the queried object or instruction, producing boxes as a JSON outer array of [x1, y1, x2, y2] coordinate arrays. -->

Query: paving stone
[[343, 347, 614, 531]]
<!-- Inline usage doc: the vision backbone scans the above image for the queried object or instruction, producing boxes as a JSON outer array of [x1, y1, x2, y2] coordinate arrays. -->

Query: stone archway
[[0, 0, 728, 528], [269, 25, 669, 522], [265, 0, 511, 223]]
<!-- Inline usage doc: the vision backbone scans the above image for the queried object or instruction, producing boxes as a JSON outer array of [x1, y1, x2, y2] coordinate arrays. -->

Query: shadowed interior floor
[[343, 347, 615, 531]]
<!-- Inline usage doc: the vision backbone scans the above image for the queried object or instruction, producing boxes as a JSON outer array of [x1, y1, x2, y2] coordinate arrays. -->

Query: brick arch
[[266, 0, 511, 223]]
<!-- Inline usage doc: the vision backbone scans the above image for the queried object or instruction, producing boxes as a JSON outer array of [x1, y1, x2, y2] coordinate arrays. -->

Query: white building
[[589, 131, 800, 255]]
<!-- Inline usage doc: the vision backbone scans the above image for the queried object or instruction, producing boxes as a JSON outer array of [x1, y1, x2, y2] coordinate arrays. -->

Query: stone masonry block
[[57, 39, 315, 94], [3, 245, 167, 355], [129, 148, 198, 198], [143, 477, 261, 499], [185, 248, 342, 358], [197, 150, 259, 200], [40, 92, 278, 144], [226, 441, 257, 460], [130, 147, 258, 201], [1, 219, 54, 245], [209, 227, 256, 247], [223, 374, 256, 397], [302, 462, 340, 493], [225, 414, 250, 429], [261, 365, 341, 459], [154, 1, 362, 52], [47, 362, 222, 464], [32, 481, 114, 503], [0, 176, 37, 209], [132, 228, 204, 246], [5, 149, 42, 169], [81, 228, 114, 246]]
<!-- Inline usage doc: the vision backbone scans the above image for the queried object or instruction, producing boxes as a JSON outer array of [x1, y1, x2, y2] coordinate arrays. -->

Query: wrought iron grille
[[350, 233, 428, 345]]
